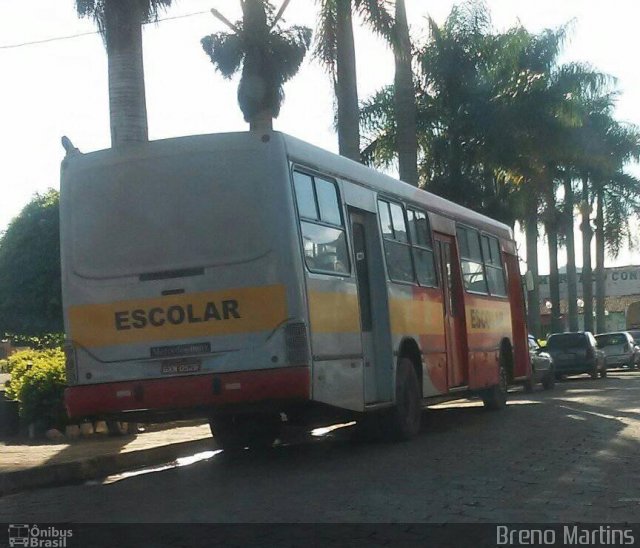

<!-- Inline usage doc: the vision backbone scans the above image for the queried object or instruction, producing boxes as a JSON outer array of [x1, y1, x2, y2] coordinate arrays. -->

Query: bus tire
[[209, 414, 280, 452], [541, 372, 555, 390], [523, 377, 535, 393], [482, 362, 508, 411], [380, 358, 422, 441]]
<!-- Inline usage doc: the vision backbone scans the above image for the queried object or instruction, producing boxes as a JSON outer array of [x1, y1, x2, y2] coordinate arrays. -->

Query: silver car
[[595, 332, 637, 369], [524, 335, 555, 391]]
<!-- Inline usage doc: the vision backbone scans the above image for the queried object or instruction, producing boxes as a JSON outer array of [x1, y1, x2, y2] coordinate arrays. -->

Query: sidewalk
[[0, 422, 215, 496]]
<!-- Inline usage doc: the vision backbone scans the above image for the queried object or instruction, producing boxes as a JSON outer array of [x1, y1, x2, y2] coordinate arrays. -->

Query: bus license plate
[[161, 360, 201, 375]]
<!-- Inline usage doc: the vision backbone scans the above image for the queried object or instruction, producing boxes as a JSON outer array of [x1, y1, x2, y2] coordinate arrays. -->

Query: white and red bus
[[61, 131, 530, 448]]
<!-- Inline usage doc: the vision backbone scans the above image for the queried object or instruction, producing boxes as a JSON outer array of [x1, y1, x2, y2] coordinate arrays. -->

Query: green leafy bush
[[2, 332, 65, 350], [6, 348, 67, 430]]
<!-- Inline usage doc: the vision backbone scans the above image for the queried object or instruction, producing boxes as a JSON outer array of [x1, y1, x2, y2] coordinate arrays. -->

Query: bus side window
[[408, 209, 437, 287], [378, 199, 414, 283], [484, 235, 507, 296], [456, 225, 488, 294], [293, 170, 350, 276]]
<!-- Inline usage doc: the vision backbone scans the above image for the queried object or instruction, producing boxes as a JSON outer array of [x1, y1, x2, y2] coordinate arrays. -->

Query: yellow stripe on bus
[[68, 284, 288, 348], [307, 291, 447, 336], [308, 290, 360, 333], [389, 298, 445, 335]]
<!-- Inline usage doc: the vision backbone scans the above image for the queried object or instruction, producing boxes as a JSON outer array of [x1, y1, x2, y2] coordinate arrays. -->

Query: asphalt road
[[2, 370, 640, 524]]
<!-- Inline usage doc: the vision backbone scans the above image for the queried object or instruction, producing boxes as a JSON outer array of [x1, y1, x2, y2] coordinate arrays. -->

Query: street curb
[[0, 437, 215, 497]]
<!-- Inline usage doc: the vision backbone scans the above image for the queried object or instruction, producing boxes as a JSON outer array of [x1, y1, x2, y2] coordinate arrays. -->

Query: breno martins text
[[496, 525, 635, 546]]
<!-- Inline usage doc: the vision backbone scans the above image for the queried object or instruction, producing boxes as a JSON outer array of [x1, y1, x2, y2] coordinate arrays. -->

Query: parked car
[[524, 335, 555, 391], [595, 332, 638, 369], [625, 330, 640, 365], [545, 331, 607, 380], [626, 329, 640, 345]]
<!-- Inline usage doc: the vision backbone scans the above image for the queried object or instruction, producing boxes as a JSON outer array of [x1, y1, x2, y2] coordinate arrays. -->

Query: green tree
[[75, 0, 173, 147], [358, 4, 620, 336], [202, 1, 311, 131], [0, 191, 62, 336]]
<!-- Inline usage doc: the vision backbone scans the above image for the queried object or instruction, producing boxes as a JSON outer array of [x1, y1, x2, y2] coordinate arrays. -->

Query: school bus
[[61, 131, 530, 448]]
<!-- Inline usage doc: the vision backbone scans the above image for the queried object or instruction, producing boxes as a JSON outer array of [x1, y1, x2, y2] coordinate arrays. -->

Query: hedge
[[6, 348, 67, 431]]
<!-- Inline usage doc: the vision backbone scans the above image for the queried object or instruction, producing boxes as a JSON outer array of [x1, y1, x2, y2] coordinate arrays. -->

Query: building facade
[[537, 265, 640, 335]]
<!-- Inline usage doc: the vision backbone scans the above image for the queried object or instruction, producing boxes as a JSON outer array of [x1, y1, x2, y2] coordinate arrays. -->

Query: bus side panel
[[388, 284, 448, 396], [505, 252, 530, 378], [306, 278, 364, 411], [464, 294, 512, 389]]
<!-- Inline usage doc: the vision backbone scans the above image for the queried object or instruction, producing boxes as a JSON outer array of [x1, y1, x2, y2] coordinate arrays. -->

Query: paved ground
[[0, 423, 212, 473], [2, 370, 640, 523]]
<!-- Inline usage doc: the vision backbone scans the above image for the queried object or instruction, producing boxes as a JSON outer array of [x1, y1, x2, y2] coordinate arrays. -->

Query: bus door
[[349, 209, 393, 404], [434, 234, 469, 388]]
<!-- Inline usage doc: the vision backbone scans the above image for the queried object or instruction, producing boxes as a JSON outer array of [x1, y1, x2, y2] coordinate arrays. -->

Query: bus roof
[[62, 131, 514, 242], [281, 133, 513, 242]]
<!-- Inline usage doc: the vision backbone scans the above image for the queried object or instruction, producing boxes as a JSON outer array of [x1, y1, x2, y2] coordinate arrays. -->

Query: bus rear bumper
[[64, 366, 310, 420]]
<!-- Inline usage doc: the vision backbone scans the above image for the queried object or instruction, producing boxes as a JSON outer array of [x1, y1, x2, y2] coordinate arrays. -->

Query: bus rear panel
[[62, 133, 310, 421]]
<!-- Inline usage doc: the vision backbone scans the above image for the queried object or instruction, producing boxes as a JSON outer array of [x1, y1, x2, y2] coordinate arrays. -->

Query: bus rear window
[[69, 151, 269, 279]]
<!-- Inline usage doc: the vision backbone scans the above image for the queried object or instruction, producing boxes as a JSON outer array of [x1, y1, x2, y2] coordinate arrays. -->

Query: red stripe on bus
[[64, 366, 310, 419]]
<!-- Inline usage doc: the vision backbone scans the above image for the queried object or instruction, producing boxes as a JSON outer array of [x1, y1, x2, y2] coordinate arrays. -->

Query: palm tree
[[579, 176, 594, 332], [562, 173, 580, 331], [591, 121, 640, 331], [202, 1, 312, 131], [391, 0, 418, 185], [570, 93, 638, 332], [315, 0, 394, 161], [75, 0, 173, 147]]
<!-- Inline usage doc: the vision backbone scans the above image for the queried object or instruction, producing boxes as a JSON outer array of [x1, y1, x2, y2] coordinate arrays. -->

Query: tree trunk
[[547, 227, 562, 334], [240, 0, 274, 131], [393, 0, 418, 186], [595, 188, 606, 333], [580, 175, 594, 332], [546, 233, 562, 332], [524, 192, 541, 338], [104, 1, 149, 147], [336, 0, 361, 162], [564, 177, 579, 331], [544, 178, 562, 334], [249, 111, 274, 132]]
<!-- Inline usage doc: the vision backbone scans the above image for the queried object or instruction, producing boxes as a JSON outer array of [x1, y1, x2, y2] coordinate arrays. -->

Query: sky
[[1, 0, 640, 274]]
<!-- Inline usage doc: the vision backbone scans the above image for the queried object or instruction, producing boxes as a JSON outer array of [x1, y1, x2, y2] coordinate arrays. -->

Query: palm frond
[[269, 25, 312, 84], [75, 0, 174, 31], [201, 33, 244, 79], [313, 0, 337, 77], [353, 0, 394, 44]]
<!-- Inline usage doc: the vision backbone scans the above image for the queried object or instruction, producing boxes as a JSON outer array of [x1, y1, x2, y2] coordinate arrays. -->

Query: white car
[[595, 332, 637, 369]]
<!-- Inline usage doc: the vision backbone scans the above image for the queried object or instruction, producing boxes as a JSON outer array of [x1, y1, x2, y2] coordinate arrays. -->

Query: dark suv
[[545, 331, 607, 380]]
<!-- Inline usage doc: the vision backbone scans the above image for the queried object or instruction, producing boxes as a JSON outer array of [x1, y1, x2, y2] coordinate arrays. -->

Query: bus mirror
[[524, 271, 534, 292]]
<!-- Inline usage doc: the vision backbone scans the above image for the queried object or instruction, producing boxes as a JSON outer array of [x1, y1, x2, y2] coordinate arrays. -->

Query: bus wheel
[[106, 421, 137, 437], [381, 358, 422, 441], [482, 362, 508, 411], [209, 414, 280, 452]]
